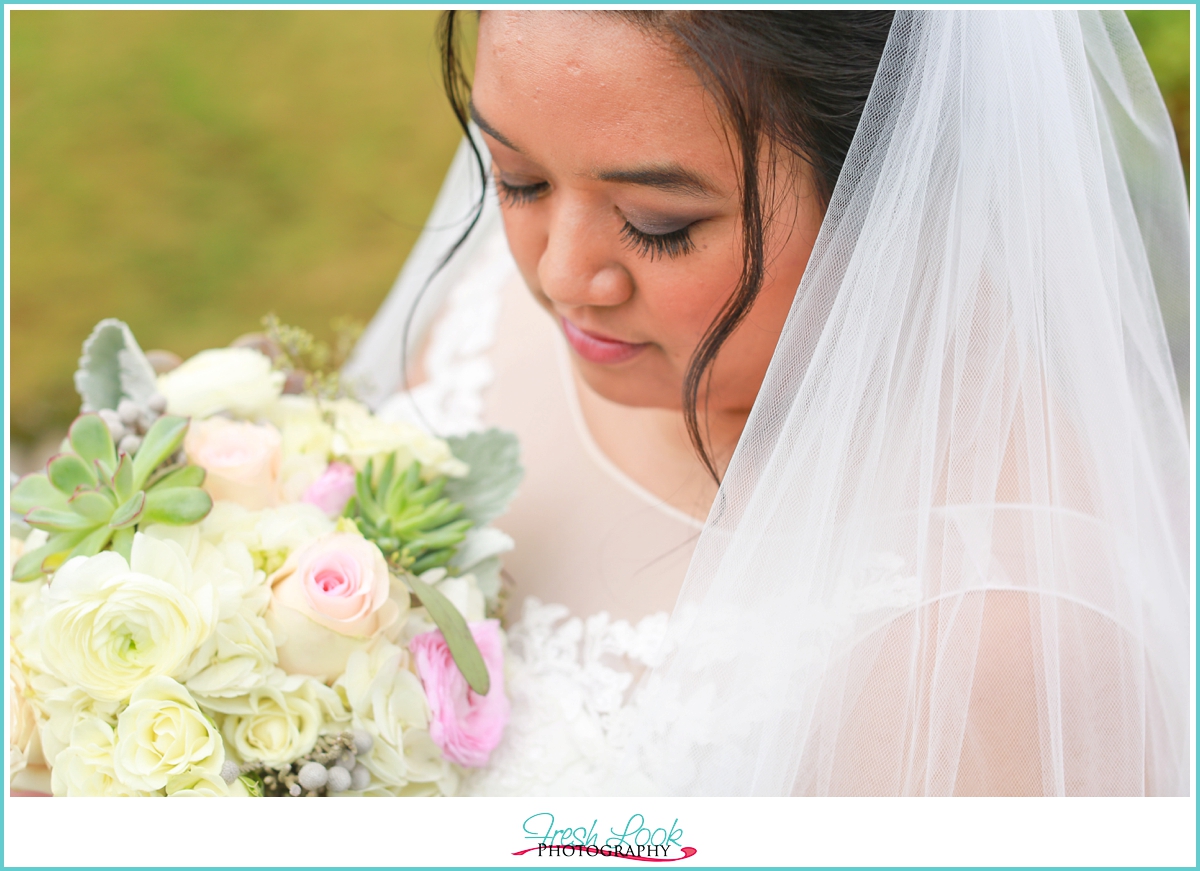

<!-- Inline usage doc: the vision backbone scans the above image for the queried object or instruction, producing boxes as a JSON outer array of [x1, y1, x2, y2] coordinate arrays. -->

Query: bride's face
[[472, 12, 823, 426]]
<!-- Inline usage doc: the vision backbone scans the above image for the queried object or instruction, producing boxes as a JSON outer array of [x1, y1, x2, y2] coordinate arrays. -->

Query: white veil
[[348, 10, 1191, 796]]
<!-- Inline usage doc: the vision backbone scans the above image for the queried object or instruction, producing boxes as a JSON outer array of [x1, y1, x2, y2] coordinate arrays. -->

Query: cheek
[[630, 239, 746, 361], [498, 207, 547, 292]]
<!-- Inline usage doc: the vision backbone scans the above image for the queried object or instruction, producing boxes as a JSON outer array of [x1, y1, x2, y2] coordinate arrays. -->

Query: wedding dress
[[347, 10, 1191, 796]]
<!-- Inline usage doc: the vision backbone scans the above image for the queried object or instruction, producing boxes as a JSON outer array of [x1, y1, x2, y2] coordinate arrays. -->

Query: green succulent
[[11, 413, 213, 582], [348, 454, 474, 575]]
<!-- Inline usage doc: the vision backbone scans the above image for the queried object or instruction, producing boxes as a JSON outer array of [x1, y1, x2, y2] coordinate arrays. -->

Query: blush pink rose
[[409, 620, 509, 768], [184, 417, 282, 510], [302, 462, 357, 517], [267, 533, 399, 680]]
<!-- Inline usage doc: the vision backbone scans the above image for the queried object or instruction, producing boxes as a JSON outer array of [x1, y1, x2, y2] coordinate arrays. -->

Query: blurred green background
[[8, 10, 1193, 466]]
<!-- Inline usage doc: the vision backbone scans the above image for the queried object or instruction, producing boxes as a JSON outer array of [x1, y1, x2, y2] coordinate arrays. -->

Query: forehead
[[473, 12, 731, 179]]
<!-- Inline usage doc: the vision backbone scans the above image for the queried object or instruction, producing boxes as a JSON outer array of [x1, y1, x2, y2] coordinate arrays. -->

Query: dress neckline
[[551, 329, 707, 532]]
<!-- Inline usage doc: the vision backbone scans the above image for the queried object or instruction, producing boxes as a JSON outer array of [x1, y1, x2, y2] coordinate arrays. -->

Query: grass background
[[8, 10, 1193, 460]]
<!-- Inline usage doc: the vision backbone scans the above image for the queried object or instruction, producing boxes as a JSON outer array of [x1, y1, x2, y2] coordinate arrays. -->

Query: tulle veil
[[346, 10, 1192, 796]]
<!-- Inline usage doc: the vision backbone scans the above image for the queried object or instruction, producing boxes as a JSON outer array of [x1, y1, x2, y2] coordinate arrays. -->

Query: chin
[[571, 357, 683, 411]]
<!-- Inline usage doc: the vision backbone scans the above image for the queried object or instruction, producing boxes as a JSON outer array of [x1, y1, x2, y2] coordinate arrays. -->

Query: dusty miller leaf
[[74, 319, 159, 412], [443, 428, 523, 527]]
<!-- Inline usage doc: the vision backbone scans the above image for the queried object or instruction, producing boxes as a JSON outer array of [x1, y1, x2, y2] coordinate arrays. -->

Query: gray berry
[[118, 434, 142, 456], [297, 761, 329, 790], [351, 729, 374, 755], [349, 764, 371, 791], [147, 392, 168, 414], [117, 399, 140, 426], [326, 765, 352, 793], [289, 783, 302, 797], [337, 750, 356, 770], [220, 760, 240, 784]]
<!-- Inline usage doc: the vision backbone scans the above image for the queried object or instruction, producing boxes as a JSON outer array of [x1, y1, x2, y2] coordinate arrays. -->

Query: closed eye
[[619, 221, 696, 260], [494, 176, 548, 206]]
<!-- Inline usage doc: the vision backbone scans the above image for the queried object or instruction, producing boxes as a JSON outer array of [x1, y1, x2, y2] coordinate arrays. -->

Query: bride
[[346, 10, 1191, 796]]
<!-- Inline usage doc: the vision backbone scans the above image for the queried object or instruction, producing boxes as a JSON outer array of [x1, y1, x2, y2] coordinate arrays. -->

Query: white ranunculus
[[200, 502, 335, 577], [51, 716, 144, 797], [329, 398, 467, 478], [37, 534, 217, 703], [157, 347, 285, 420], [112, 676, 224, 792], [333, 640, 450, 793], [26, 672, 121, 767], [202, 672, 347, 767], [166, 769, 251, 797]]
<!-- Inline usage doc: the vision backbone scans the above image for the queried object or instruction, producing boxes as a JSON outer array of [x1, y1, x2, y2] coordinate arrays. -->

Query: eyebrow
[[470, 100, 719, 199], [469, 100, 521, 152], [593, 166, 716, 198]]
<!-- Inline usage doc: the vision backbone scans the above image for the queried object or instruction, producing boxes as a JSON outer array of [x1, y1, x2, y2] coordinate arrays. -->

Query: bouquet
[[8, 318, 522, 796]]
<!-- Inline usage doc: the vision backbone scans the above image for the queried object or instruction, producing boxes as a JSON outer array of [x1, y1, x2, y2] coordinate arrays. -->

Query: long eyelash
[[494, 177, 547, 207], [619, 221, 696, 260]]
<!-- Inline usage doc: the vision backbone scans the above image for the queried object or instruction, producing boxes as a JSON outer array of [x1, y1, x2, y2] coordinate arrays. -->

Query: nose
[[536, 199, 633, 309]]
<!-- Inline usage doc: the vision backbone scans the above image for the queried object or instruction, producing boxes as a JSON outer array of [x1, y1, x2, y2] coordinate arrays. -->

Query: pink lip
[[560, 318, 648, 365]]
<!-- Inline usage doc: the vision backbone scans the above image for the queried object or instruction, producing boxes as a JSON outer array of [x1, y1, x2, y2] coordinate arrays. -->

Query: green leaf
[[408, 548, 457, 575], [109, 491, 146, 529], [12, 528, 93, 580], [69, 526, 115, 559], [12, 545, 56, 582], [141, 487, 213, 525], [391, 499, 464, 537], [132, 416, 189, 490], [111, 527, 135, 561], [406, 572, 491, 696], [68, 490, 117, 524], [354, 467, 385, 528], [376, 453, 396, 503], [48, 453, 98, 495], [25, 508, 95, 532], [111, 454, 134, 504], [150, 465, 206, 490], [68, 414, 117, 472], [11, 473, 68, 514], [444, 429, 523, 526]]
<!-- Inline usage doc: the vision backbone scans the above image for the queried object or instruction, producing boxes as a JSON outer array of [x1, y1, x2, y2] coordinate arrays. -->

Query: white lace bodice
[[463, 597, 669, 796]]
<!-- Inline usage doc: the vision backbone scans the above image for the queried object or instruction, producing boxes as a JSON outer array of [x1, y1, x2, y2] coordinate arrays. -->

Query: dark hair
[[438, 11, 894, 478]]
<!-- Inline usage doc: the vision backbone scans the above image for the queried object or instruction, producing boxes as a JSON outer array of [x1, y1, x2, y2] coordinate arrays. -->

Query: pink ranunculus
[[409, 620, 509, 768], [302, 462, 358, 517]]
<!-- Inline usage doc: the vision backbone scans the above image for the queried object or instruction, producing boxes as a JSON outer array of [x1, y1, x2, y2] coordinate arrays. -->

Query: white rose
[[202, 672, 347, 766], [37, 534, 217, 702], [166, 769, 251, 797], [266, 532, 401, 681], [334, 640, 451, 793], [50, 716, 144, 797], [9, 669, 41, 782], [329, 398, 467, 478], [112, 677, 224, 792], [157, 347, 285, 420], [266, 395, 337, 502]]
